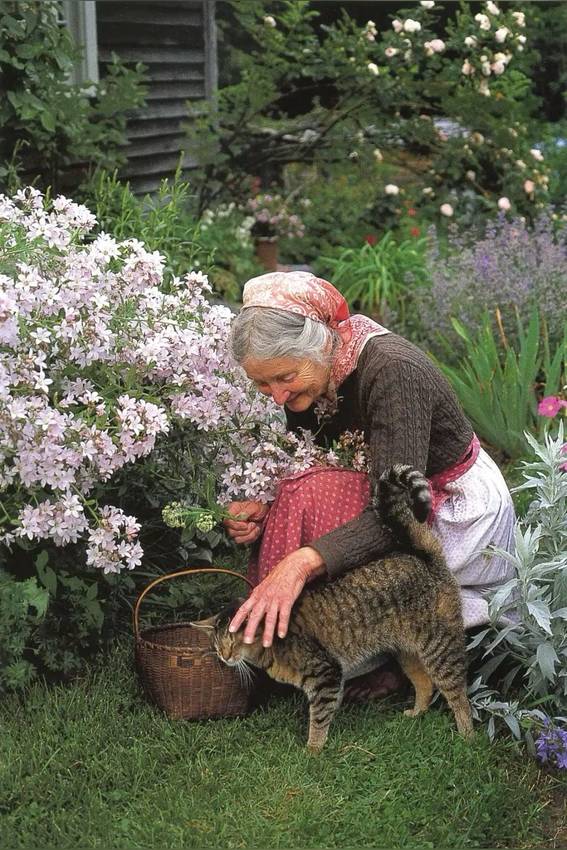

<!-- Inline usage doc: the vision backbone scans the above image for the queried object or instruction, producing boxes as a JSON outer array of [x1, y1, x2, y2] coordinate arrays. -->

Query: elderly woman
[[224, 271, 515, 693]]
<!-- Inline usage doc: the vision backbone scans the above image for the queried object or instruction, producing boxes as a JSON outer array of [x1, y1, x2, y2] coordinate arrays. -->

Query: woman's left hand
[[229, 547, 325, 648]]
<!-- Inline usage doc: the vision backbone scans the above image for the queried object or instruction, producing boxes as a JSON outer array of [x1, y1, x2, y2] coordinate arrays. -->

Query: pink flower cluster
[[246, 193, 305, 240], [1, 188, 353, 570]]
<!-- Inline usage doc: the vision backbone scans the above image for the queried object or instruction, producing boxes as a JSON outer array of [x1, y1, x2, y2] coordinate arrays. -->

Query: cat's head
[[190, 599, 264, 667]]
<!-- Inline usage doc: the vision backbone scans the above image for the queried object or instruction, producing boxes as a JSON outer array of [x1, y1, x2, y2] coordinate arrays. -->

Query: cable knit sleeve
[[310, 356, 435, 579]]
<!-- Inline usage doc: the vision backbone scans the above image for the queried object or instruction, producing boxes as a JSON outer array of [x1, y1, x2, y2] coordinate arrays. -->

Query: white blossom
[[495, 26, 509, 43], [403, 19, 422, 33], [263, 15, 276, 27], [384, 184, 400, 195], [367, 62, 380, 75], [440, 203, 454, 217], [497, 197, 511, 211], [530, 148, 544, 162], [486, 1, 500, 15], [475, 13, 491, 30]]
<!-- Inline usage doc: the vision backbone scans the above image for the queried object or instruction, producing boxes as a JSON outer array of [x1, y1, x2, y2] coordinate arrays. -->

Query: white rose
[[422, 186, 434, 195], [263, 15, 276, 27], [515, 160, 526, 169], [530, 148, 544, 162], [464, 36, 477, 47], [367, 62, 380, 75], [440, 203, 454, 217], [420, 1, 435, 7], [385, 47, 399, 58], [486, 1, 500, 14], [481, 61, 492, 76], [517, 34, 527, 44], [429, 39, 446, 53], [474, 13, 491, 30], [495, 27, 509, 43], [423, 41, 434, 57], [497, 197, 511, 211], [466, 170, 476, 181], [478, 78, 491, 96], [373, 148, 384, 162], [385, 184, 400, 195], [392, 19, 403, 33], [403, 19, 422, 33], [523, 179, 535, 194], [461, 59, 474, 76], [512, 11, 526, 27], [491, 60, 506, 75]]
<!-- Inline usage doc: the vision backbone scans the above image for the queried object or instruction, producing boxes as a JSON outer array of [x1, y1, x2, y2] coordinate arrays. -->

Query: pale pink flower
[[523, 179, 536, 194], [498, 197, 511, 211], [440, 203, 454, 217]]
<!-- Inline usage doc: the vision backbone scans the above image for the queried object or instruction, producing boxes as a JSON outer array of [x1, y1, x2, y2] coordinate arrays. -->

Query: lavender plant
[[421, 214, 567, 358]]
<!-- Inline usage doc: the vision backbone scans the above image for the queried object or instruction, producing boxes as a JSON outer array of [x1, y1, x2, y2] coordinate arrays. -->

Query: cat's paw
[[403, 706, 424, 718]]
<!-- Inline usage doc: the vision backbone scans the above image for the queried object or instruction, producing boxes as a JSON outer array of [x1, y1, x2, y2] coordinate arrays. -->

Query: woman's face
[[243, 356, 331, 412]]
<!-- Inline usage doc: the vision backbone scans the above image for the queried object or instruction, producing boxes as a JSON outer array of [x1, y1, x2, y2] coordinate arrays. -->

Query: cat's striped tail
[[376, 465, 441, 561]]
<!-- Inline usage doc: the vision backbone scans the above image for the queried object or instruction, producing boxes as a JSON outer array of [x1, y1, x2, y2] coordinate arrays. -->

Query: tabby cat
[[192, 465, 473, 752]]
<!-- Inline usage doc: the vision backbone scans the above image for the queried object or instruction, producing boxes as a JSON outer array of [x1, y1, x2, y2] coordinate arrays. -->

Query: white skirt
[[432, 447, 516, 629]]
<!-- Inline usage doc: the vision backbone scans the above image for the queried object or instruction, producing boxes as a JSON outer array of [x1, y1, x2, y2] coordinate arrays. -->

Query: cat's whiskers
[[235, 658, 254, 689]]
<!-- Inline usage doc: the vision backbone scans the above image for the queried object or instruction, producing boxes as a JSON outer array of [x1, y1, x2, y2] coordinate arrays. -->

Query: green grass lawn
[[1, 642, 565, 850]]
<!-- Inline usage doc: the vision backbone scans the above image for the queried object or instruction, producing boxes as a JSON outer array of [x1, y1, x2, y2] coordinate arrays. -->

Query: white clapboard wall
[[95, 0, 217, 194]]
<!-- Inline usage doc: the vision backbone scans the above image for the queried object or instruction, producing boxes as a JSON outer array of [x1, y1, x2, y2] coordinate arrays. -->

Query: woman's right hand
[[223, 500, 269, 545]]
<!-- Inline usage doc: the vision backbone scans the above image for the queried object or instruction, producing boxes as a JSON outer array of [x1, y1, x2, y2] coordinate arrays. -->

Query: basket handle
[[133, 567, 254, 640]]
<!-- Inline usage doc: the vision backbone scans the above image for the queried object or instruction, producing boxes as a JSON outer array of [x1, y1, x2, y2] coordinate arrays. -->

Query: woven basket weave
[[133, 567, 253, 720]]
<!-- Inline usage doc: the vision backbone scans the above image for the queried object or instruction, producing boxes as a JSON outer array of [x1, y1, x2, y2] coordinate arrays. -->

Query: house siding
[[96, 0, 216, 194]]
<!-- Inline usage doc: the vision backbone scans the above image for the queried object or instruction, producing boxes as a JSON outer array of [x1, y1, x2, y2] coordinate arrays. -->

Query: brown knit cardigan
[[284, 332, 474, 579]]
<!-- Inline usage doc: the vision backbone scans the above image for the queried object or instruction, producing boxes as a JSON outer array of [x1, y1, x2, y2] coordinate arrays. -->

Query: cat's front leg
[[303, 661, 344, 753]]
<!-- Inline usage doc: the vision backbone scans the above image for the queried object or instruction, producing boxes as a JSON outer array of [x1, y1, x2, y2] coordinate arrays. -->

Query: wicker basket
[[133, 567, 253, 720]]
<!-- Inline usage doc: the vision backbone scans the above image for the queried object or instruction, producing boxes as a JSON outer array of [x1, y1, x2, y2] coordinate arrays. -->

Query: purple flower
[[535, 721, 567, 770]]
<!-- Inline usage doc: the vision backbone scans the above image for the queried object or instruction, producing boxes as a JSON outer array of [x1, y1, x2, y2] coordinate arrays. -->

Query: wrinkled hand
[[229, 547, 325, 647], [223, 500, 269, 546]]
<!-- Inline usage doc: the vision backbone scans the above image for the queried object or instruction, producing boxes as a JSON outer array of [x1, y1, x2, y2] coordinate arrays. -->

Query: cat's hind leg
[[416, 629, 474, 739], [399, 652, 434, 717]]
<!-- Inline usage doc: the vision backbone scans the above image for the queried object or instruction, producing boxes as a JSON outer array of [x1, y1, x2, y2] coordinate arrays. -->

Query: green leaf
[[40, 110, 56, 132]]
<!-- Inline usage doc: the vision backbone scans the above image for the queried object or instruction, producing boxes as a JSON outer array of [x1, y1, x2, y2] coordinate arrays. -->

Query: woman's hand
[[229, 547, 326, 648], [223, 500, 269, 545]]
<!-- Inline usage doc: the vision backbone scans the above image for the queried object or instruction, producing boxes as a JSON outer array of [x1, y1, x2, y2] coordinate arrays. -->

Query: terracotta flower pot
[[255, 238, 278, 272]]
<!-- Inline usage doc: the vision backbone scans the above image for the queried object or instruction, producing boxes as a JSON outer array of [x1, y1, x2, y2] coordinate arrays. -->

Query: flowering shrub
[[245, 192, 305, 241], [0, 187, 368, 687], [190, 1, 551, 228]]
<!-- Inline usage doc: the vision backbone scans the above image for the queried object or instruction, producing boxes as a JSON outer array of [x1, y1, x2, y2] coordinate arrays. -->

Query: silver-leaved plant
[[467, 422, 567, 742]]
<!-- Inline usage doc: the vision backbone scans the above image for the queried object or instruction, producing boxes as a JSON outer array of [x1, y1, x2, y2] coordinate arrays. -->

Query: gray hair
[[230, 307, 339, 365]]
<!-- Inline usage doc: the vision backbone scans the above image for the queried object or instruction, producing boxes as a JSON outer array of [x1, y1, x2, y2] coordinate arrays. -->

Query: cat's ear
[[190, 613, 221, 631]]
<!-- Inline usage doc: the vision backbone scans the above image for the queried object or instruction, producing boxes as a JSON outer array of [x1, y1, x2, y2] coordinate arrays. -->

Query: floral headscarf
[[241, 271, 389, 389]]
